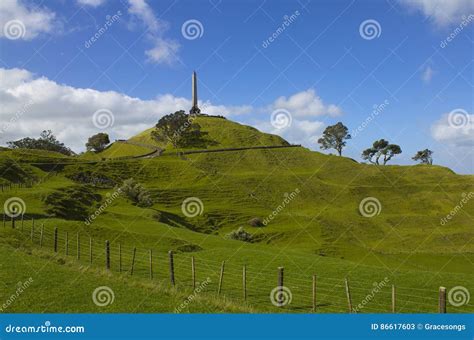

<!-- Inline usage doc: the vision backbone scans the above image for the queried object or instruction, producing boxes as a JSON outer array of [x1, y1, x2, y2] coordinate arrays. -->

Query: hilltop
[[81, 116, 291, 160]]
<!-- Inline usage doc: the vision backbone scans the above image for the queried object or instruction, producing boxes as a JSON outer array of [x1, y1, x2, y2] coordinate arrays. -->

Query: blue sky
[[0, 0, 473, 173]]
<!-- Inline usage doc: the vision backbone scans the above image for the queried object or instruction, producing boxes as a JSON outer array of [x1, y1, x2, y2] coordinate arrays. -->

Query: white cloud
[[398, 0, 474, 27], [0, 68, 251, 152], [421, 65, 434, 84], [77, 0, 106, 7], [255, 119, 325, 148], [0, 0, 56, 40], [127, 0, 163, 33], [145, 37, 180, 65], [431, 112, 474, 147], [271, 89, 343, 118], [127, 0, 180, 65]]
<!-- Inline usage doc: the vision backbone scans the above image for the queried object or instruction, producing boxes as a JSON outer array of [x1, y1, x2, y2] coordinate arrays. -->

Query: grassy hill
[[1, 115, 473, 313]]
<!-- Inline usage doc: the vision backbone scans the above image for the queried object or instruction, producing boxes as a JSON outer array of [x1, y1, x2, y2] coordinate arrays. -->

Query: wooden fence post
[[30, 221, 34, 241], [149, 249, 153, 279], [106, 240, 110, 270], [218, 261, 225, 295], [118, 243, 122, 273], [40, 224, 44, 248], [243, 265, 247, 301], [277, 267, 284, 307], [11, 213, 15, 229], [169, 250, 175, 286], [21, 214, 24, 231], [53, 227, 58, 252], [77, 233, 80, 260], [191, 256, 196, 290], [439, 287, 447, 313], [312, 275, 317, 312], [392, 285, 396, 313], [130, 247, 136, 275], [89, 237, 93, 264], [345, 277, 353, 313], [65, 231, 69, 255]]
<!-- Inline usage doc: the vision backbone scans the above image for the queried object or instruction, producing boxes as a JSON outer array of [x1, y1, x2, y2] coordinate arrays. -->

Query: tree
[[120, 179, 153, 207], [86, 133, 110, 152], [412, 149, 433, 165], [362, 139, 402, 165], [7, 130, 73, 156], [317, 122, 351, 156], [152, 110, 203, 148]]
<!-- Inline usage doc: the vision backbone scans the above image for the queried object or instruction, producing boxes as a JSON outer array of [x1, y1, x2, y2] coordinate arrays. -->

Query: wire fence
[[0, 217, 467, 314]]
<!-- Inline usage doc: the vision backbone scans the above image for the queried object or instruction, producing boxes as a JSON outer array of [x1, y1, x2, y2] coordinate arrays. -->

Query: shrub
[[227, 227, 253, 242], [43, 186, 101, 220], [120, 178, 153, 207], [248, 217, 264, 227]]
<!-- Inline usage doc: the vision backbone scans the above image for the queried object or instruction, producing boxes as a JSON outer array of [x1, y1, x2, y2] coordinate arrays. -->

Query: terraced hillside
[[1, 116, 473, 313]]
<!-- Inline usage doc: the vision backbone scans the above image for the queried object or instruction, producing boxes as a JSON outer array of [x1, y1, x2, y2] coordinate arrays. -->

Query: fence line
[[0, 220, 460, 313]]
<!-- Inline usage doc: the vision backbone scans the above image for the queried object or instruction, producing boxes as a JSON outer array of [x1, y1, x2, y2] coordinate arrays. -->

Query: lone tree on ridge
[[317, 122, 351, 156]]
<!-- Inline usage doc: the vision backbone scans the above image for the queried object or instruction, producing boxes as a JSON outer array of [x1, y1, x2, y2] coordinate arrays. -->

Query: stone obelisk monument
[[190, 71, 201, 115]]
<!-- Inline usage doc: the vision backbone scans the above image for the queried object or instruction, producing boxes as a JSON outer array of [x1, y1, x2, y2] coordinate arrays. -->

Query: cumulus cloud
[[0, 0, 57, 40], [255, 119, 325, 148], [431, 111, 474, 147], [145, 37, 180, 65], [398, 0, 474, 27], [0, 68, 251, 152], [77, 0, 106, 7], [271, 89, 343, 118], [127, 0, 180, 64]]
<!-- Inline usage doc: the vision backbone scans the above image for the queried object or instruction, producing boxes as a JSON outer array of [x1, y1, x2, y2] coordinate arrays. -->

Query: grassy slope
[[0, 230, 251, 313], [128, 116, 289, 152], [0, 118, 473, 313]]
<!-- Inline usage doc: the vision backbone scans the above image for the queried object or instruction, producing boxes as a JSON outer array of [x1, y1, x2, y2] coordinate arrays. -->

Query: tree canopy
[[362, 139, 402, 165], [152, 110, 205, 148], [86, 133, 110, 152], [7, 130, 73, 156], [412, 149, 433, 165], [317, 122, 351, 156]]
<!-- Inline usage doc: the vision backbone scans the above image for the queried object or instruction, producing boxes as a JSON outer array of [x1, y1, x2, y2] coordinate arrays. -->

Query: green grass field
[[1, 116, 473, 313]]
